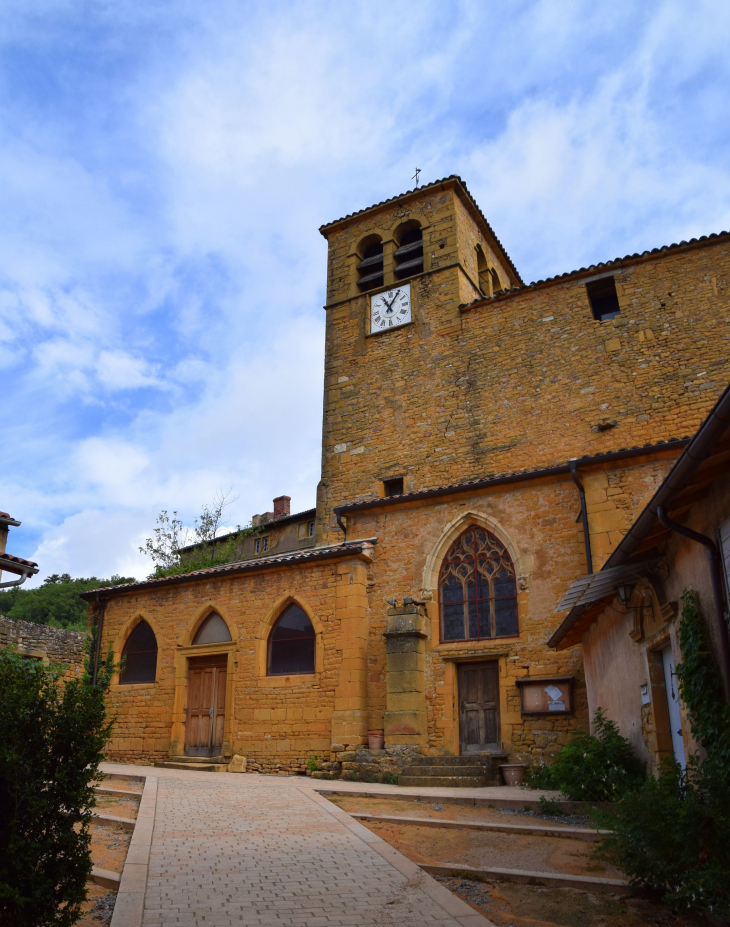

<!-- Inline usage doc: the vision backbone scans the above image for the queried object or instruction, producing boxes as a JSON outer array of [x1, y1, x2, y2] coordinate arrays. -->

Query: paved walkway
[[105, 764, 493, 927]]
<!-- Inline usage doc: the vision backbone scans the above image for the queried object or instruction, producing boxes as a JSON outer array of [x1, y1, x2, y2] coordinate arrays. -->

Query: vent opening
[[383, 477, 404, 497], [394, 227, 423, 279]]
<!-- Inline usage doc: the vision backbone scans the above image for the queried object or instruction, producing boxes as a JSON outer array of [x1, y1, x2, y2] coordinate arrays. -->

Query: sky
[[3, 0, 730, 584]]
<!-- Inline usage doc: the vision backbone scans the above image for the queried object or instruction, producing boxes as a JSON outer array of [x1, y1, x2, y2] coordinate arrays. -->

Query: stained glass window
[[439, 528, 518, 642]]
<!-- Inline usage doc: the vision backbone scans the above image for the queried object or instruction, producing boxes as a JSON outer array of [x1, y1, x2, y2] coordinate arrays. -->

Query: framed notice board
[[515, 676, 574, 715]]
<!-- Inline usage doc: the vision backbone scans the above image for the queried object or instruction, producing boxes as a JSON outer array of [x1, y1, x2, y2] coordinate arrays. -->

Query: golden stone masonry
[[83, 176, 730, 782]]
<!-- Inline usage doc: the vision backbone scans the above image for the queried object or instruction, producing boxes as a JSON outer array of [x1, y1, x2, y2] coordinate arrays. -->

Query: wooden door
[[185, 655, 227, 757], [458, 661, 500, 754]]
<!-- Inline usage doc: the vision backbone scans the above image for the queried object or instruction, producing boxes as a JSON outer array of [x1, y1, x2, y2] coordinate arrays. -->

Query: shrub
[[599, 591, 730, 917], [526, 709, 645, 802], [0, 643, 113, 926], [306, 755, 319, 773]]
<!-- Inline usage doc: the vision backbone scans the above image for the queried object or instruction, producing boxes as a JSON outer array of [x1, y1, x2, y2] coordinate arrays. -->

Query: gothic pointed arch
[[182, 603, 236, 647], [438, 525, 519, 642], [119, 617, 158, 684], [267, 602, 316, 676]]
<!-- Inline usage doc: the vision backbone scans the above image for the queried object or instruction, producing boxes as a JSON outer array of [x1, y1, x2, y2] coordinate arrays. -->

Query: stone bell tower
[[316, 175, 522, 542]]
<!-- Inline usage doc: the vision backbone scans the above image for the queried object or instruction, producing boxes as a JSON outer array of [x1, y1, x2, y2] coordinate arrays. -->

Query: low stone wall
[[309, 744, 426, 782], [0, 615, 86, 679]]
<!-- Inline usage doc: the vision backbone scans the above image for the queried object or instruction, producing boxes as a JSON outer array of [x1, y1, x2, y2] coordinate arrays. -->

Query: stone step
[[162, 754, 227, 764], [407, 755, 498, 767], [154, 761, 228, 773], [398, 775, 487, 788], [402, 765, 488, 778]]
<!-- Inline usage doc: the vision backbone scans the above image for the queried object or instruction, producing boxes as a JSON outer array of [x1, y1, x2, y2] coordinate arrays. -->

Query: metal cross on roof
[[412, 167, 421, 188]]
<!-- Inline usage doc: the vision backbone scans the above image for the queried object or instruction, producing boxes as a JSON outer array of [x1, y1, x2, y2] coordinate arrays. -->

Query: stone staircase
[[155, 755, 229, 773], [398, 754, 505, 788]]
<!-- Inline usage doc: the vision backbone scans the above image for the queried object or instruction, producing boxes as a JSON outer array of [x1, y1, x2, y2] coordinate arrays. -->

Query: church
[[83, 175, 730, 782]]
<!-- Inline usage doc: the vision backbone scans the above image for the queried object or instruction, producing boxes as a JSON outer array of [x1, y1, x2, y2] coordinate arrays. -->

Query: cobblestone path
[[138, 770, 489, 926]]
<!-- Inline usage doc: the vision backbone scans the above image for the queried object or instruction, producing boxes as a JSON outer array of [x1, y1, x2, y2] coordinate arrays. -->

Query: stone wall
[[0, 615, 85, 679], [319, 178, 730, 544]]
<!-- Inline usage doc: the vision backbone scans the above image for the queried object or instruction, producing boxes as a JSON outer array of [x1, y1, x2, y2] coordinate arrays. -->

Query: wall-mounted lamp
[[616, 582, 636, 606], [403, 596, 414, 605]]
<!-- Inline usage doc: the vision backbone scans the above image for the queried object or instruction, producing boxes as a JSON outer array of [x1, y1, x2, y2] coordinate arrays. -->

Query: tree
[[0, 574, 135, 632], [0, 639, 114, 926], [140, 490, 239, 575]]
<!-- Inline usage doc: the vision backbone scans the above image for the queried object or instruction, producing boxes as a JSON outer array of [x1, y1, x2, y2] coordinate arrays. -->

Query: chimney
[[273, 495, 291, 518]]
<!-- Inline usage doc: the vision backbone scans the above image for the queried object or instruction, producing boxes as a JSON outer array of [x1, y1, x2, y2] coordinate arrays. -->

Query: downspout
[[570, 461, 593, 574], [657, 506, 730, 700], [334, 507, 347, 542], [92, 592, 106, 687]]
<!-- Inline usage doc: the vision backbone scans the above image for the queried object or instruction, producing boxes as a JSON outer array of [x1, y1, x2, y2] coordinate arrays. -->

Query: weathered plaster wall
[[661, 473, 730, 680]]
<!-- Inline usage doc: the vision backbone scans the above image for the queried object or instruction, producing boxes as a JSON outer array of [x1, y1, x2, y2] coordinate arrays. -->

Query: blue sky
[[3, 0, 730, 583]]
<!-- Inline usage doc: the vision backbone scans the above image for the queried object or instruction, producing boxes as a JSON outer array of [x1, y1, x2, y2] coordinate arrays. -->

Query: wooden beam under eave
[[632, 528, 672, 556]]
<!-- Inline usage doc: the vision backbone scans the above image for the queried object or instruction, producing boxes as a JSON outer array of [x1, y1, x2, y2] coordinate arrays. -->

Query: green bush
[[0, 644, 113, 926], [526, 709, 645, 802], [599, 590, 730, 917]]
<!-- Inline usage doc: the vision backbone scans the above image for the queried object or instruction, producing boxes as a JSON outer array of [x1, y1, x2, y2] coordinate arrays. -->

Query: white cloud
[[4, 1, 730, 578]]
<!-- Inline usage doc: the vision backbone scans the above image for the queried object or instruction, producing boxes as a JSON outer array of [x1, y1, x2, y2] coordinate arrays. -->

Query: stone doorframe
[[169, 604, 238, 759]]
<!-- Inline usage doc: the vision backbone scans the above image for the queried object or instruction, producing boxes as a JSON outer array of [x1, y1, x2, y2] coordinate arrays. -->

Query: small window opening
[[383, 477, 404, 497], [308, 520, 315, 537], [394, 227, 423, 279], [254, 536, 270, 554], [586, 277, 620, 321], [357, 240, 384, 291], [120, 620, 158, 684]]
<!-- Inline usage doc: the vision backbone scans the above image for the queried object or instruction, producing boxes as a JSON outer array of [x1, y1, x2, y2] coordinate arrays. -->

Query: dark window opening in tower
[[394, 227, 423, 279], [586, 277, 621, 321], [357, 240, 384, 291]]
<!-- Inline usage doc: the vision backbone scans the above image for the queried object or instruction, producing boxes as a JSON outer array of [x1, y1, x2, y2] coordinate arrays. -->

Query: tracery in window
[[120, 619, 158, 684], [439, 527, 518, 642], [192, 612, 232, 645], [268, 603, 315, 675]]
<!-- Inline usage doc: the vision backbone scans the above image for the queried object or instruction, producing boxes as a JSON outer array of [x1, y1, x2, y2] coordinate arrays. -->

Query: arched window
[[476, 245, 491, 296], [192, 612, 232, 645], [120, 620, 158, 684], [439, 527, 518, 642], [268, 604, 315, 675], [357, 237, 384, 291], [394, 224, 423, 279]]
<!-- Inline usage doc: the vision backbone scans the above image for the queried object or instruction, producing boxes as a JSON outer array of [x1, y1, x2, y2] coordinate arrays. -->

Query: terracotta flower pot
[[367, 730, 385, 751], [500, 764, 526, 787]]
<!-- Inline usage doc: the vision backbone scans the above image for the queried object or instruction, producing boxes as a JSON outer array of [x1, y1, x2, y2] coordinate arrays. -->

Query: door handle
[[209, 707, 214, 719]]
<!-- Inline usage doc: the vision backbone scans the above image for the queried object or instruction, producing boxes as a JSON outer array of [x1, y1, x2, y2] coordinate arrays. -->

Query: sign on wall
[[516, 676, 574, 714]]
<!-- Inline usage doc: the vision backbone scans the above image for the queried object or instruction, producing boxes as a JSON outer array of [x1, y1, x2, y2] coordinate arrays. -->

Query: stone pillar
[[383, 604, 428, 747], [331, 559, 370, 749]]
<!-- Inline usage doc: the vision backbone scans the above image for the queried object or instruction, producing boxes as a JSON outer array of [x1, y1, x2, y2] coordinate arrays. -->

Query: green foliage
[[523, 759, 555, 791], [600, 590, 730, 917], [139, 492, 262, 580], [599, 756, 730, 916], [537, 796, 563, 816], [306, 754, 319, 773], [0, 642, 114, 926], [0, 574, 135, 631], [526, 709, 645, 802], [675, 590, 730, 771], [381, 772, 399, 785]]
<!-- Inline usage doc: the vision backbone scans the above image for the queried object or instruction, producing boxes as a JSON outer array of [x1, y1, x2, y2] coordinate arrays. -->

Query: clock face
[[370, 284, 412, 333]]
